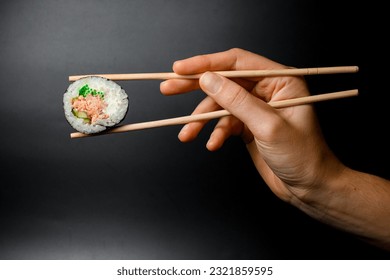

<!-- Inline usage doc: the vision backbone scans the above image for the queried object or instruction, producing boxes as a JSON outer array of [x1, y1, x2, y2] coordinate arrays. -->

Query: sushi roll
[[63, 76, 128, 134]]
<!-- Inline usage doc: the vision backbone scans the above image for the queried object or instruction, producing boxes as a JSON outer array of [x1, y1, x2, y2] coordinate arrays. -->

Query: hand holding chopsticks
[[67, 49, 390, 250]]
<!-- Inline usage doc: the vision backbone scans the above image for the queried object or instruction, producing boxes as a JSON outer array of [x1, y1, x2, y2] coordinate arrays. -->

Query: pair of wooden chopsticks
[[68, 66, 359, 139]]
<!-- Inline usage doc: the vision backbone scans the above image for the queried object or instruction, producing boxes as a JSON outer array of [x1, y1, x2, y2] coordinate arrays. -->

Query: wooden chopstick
[[68, 66, 359, 82], [70, 89, 358, 139]]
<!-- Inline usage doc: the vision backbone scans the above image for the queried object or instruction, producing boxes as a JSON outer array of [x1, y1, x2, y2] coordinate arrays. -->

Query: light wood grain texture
[[69, 66, 359, 81], [70, 89, 358, 139]]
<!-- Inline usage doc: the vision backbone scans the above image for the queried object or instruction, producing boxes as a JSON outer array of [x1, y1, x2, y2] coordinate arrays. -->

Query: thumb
[[199, 72, 277, 133]]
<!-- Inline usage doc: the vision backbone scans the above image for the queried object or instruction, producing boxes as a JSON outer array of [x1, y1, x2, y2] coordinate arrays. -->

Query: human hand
[[160, 48, 344, 203]]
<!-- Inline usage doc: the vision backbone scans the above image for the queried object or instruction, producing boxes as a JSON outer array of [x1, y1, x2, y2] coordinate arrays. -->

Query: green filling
[[78, 84, 104, 99]]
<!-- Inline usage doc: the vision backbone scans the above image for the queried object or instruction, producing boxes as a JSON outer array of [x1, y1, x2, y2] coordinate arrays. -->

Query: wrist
[[292, 158, 354, 222], [293, 153, 348, 207]]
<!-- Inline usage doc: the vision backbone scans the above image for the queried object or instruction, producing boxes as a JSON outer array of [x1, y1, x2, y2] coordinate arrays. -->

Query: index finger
[[173, 48, 287, 75]]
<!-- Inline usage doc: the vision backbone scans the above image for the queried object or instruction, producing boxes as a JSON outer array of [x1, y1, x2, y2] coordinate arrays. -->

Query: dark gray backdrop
[[1, 0, 389, 259]]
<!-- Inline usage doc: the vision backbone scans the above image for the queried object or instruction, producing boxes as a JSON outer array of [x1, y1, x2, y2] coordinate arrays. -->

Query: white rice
[[63, 76, 128, 134]]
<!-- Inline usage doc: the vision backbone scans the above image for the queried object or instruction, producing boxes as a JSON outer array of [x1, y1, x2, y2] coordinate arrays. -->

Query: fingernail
[[206, 139, 213, 149], [200, 72, 223, 95], [160, 80, 167, 89], [172, 60, 181, 71], [179, 124, 188, 137]]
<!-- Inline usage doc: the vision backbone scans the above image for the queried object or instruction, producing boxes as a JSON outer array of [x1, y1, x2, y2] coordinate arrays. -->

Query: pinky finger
[[206, 116, 243, 151], [178, 96, 222, 143]]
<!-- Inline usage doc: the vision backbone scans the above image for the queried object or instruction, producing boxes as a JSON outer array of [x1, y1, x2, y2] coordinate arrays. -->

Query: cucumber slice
[[76, 111, 88, 119], [72, 109, 89, 120]]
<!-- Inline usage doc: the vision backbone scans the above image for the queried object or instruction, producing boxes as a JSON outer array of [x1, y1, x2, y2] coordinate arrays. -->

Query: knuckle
[[226, 84, 249, 109], [259, 115, 287, 142], [197, 54, 212, 70], [226, 48, 244, 69], [228, 47, 244, 54]]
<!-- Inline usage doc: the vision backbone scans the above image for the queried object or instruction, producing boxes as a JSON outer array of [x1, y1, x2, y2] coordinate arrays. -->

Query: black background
[[1, 0, 389, 259]]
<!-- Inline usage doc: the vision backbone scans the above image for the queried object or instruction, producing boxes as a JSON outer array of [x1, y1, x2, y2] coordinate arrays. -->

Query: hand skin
[[160, 48, 390, 250]]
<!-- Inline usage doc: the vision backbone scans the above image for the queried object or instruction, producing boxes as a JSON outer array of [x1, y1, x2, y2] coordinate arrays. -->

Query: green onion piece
[[78, 84, 104, 99], [78, 84, 90, 97]]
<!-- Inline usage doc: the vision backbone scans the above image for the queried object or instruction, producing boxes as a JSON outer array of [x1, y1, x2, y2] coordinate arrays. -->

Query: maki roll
[[63, 76, 128, 134]]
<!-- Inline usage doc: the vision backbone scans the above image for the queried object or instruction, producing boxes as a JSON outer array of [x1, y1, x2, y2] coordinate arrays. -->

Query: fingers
[[160, 79, 199, 95], [161, 48, 286, 96], [178, 96, 222, 142], [206, 116, 243, 151], [172, 50, 237, 74], [161, 48, 289, 150], [160, 49, 241, 95], [199, 71, 279, 136], [173, 48, 286, 75], [177, 95, 243, 152], [160, 77, 257, 96]]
